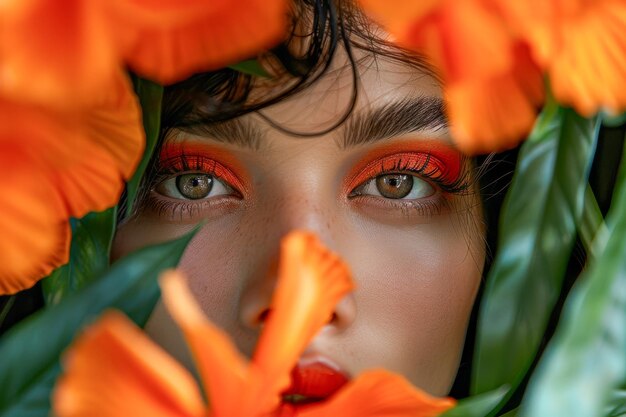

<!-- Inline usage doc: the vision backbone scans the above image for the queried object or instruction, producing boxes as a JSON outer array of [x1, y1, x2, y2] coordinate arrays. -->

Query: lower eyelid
[[349, 194, 449, 222], [144, 190, 244, 222]]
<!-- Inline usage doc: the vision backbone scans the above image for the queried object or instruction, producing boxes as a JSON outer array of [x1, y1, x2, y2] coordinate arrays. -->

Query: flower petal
[[0, 0, 117, 108], [52, 72, 145, 217], [298, 370, 455, 417], [160, 270, 253, 417], [359, 0, 511, 81], [82, 72, 146, 180], [0, 99, 73, 294], [105, 0, 288, 84], [548, 2, 626, 115], [356, 0, 440, 35], [415, 1, 513, 81], [0, 152, 69, 294], [496, 0, 626, 115], [251, 231, 354, 412], [53, 311, 206, 417], [447, 43, 544, 154]]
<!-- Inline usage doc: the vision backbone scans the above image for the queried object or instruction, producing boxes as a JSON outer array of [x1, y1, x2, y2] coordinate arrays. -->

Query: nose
[[238, 172, 356, 335], [238, 235, 356, 335]]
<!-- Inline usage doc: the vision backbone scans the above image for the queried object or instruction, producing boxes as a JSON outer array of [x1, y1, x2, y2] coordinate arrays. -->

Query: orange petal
[[413, 1, 512, 82], [298, 370, 455, 417], [0, 157, 69, 294], [0, 72, 142, 291], [495, 0, 626, 115], [447, 43, 544, 154], [0, 0, 118, 108], [105, 0, 288, 84], [548, 2, 626, 115], [359, 0, 512, 82], [52, 72, 145, 217], [53, 311, 206, 417], [251, 231, 354, 412], [82, 72, 145, 180], [356, 0, 440, 35], [160, 270, 253, 417], [0, 99, 73, 294]]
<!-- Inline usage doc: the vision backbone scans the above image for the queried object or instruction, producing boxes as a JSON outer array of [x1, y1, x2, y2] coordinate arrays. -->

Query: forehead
[[258, 47, 443, 133]]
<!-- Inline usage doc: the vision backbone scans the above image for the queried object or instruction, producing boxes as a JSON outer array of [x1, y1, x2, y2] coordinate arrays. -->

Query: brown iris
[[176, 174, 213, 199], [375, 174, 413, 198]]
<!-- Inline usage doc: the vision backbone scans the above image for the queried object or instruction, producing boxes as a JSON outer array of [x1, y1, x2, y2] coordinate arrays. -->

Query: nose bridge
[[261, 157, 339, 244], [273, 191, 334, 239]]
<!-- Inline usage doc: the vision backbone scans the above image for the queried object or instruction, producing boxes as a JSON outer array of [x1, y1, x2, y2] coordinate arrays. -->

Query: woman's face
[[113, 49, 485, 396]]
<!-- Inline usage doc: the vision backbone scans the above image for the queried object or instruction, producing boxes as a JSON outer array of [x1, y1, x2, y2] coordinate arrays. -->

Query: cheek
[[178, 229, 243, 328], [344, 213, 483, 394], [112, 214, 258, 351]]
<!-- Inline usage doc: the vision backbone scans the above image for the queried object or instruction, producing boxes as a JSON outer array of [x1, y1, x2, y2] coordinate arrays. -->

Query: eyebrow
[[178, 118, 264, 151], [340, 96, 448, 149], [175, 96, 446, 151]]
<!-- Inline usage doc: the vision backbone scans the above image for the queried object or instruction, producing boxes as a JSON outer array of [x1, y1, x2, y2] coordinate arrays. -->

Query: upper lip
[[281, 356, 350, 404]]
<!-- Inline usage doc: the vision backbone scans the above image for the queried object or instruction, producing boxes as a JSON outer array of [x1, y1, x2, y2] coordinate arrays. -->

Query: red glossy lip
[[282, 362, 349, 401]]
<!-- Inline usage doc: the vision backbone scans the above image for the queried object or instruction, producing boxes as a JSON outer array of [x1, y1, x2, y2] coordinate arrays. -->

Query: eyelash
[[144, 152, 470, 220], [347, 153, 470, 217], [351, 154, 470, 196], [143, 154, 243, 220]]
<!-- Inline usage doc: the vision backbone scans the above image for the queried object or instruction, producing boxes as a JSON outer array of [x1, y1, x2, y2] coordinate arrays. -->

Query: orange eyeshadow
[[159, 142, 251, 196], [344, 140, 463, 192]]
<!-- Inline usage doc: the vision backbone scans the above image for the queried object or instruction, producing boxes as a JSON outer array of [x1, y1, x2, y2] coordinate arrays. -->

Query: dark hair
[[128, 0, 445, 217]]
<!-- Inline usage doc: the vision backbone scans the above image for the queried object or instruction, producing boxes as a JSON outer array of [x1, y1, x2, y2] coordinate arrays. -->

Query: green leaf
[[0, 296, 16, 329], [42, 208, 116, 305], [606, 390, 626, 417], [125, 78, 163, 216], [602, 111, 626, 128], [518, 139, 626, 417], [0, 230, 195, 417], [229, 59, 270, 78], [440, 386, 509, 417], [499, 408, 519, 417], [580, 184, 608, 260], [472, 99, 600, 399]]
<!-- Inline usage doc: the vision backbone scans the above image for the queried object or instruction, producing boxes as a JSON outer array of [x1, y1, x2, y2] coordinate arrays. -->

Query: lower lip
[[282, 362, 349, 400]]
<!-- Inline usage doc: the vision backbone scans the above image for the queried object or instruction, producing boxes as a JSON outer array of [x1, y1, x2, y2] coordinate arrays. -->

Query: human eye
[[144, 146, 247, 221], [346, 146, 469, 218], [156, 172, 234, 200], [354, 171, 435, 200]]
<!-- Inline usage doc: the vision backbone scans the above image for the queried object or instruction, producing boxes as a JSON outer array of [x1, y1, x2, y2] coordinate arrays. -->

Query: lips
[[282, 361, 349, 404]]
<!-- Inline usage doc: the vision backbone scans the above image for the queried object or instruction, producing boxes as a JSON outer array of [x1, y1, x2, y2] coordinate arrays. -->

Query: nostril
[[258, 308, 271, 325], [329, 312, 338, 324]]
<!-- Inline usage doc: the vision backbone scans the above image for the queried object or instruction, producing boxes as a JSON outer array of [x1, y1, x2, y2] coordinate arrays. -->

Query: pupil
[[376, 174, 413, 199]]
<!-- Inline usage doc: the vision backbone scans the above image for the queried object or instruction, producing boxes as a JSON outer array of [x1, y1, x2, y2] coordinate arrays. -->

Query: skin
[[112, 46, 486, 396]]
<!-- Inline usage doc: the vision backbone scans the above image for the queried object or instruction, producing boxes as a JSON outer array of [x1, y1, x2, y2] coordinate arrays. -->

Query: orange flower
[[493, 0, 626, 116], [53, 232, 455, 417], [358, 0, 545, 154], [0, 0, 287, 108], [445, 42, 544, 153], [0, 72, 144, 295], [0, 0, 119, 108], [105, 0, 288, 84]]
